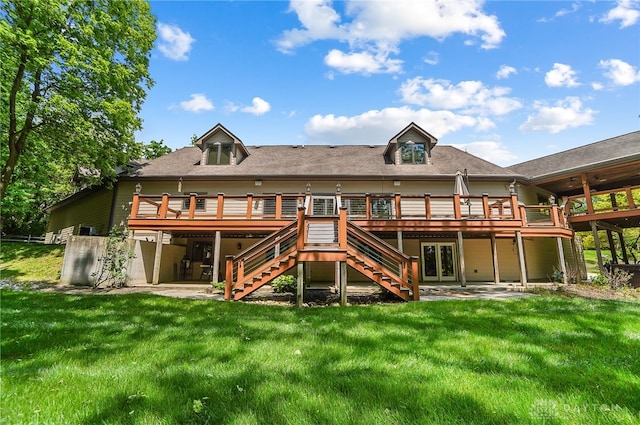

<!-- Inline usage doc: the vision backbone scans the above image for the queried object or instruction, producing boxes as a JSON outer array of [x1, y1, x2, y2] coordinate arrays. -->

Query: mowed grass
[[2, 292, 639, 424], [0, 242, 65, 282]]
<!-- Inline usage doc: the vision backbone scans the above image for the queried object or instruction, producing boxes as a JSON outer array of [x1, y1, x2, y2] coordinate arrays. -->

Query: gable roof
[[193, 123, 249, 157], [383, 122, 438, 156], [124, 143, 516, 181], [508, 131, 640, 180]]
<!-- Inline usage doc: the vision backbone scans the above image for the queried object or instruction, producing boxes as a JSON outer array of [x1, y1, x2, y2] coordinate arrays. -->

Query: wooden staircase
[[225, 208, 419, 302]]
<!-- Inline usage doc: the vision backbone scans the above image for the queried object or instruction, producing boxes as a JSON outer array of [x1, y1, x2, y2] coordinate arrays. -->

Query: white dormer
[[383, 122, 438, 165], [194, 123, 249, 166]]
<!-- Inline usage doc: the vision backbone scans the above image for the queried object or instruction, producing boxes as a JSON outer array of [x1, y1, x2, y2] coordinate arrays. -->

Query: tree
[[139, 139, 172, 160], [0, 0, 155, 205]]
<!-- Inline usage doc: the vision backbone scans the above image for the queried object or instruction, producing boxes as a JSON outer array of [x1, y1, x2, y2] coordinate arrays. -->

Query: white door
[[421, 242, 457, 281]]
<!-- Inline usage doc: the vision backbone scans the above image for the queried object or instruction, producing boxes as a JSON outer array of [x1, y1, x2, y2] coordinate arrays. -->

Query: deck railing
[[566, 185, 639, 217], [130, 192, 568, 228]]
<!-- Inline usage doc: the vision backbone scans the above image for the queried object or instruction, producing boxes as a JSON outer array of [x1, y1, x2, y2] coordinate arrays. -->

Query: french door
[[421, 242, 457, 281]]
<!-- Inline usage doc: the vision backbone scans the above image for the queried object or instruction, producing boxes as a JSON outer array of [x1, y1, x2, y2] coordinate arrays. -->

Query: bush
[[271, 275, 297, 293], [591, 269, 632, 290]]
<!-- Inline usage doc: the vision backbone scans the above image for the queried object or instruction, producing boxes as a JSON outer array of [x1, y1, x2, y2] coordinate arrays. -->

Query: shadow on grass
[[2, 291, 639, 424]]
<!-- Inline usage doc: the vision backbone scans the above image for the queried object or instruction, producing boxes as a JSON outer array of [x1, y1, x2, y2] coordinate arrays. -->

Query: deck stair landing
[[225, 211, 419, 301]]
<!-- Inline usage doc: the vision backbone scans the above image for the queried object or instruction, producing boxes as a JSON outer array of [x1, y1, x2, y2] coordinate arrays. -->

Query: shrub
[[591, 269, 632, 290], [271, 275, 297, 293], [211, 281, 225, 291]]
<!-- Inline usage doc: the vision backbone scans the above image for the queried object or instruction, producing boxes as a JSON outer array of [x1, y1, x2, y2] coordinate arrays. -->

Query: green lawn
[[583, 249, 611, 274], [1, 291, 639, 424], [0, 242, 65, 282]]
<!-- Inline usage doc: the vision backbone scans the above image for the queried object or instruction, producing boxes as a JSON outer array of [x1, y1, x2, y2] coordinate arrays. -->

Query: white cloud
[[545, 63, 580, 87], [591, 82, 605, 91], [599, 59, 640, 86], [276, 0, 505, 75], [600, 0, 640, 28], [496, 65, 517, 80], [304, 106, 478, 144], [157, 23, 195, 61], [179, 94, 214, 112], [450, 141, 517, 165], [241, 97, 271, 116], [324, 49, 402, 74], [519, 97, 596, 134], [424, 51, 439, 66], [399, 77, 522, 116]]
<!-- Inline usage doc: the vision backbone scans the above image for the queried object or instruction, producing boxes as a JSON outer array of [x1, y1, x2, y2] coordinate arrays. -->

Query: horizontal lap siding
[[47, 188, 114, 236], [400, 199, 425, 218]]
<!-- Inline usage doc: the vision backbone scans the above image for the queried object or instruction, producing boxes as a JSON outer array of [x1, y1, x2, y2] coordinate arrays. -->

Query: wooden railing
[[566, 185, 639, 217], [130, 191, 570, 226]]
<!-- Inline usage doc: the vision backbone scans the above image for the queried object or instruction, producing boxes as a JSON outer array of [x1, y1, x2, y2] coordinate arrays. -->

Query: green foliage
[[1, 0, 156, 232], [271, 274, 297, 293], [211, 280, 226, 291], [91, 226, 134, 288], [136, 139, 172, 160], [590, 269, 632, 290]]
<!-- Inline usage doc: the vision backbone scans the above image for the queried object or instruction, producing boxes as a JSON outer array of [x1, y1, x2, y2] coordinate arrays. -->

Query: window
[[400, 141, 426, 164], [182, 198, 206, 210], [192, 241, 212, 262], [207, 142, 232, 165]]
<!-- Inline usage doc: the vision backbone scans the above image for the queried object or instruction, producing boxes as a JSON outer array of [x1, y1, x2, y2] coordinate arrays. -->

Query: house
[[48, 123, 640, 301]]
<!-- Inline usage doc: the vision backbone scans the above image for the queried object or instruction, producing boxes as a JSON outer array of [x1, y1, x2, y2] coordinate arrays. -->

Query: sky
[[136, 0, 640, 166]]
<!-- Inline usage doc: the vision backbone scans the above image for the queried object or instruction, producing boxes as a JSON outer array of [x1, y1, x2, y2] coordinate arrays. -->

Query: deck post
[[131, 193, 140, 218], [516, 231, 528, 286], [619, 232, 630, 264], [340, 261, 347, 306], [590, 221, 604, 272], [152, 231, 163, 285], [457, 231, 467, 287], [212, 231, 221, 283], [410, 256, 420, 301], [491, 234, 500, 284], [224, 256, 233, 300], [296, 261, 304, 307], [606, 230, 618, 264], [556, 237, 568, 284]]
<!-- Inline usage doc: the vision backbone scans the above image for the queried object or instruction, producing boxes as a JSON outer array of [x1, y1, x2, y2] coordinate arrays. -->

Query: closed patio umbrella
[[454, 170, 471, 214]]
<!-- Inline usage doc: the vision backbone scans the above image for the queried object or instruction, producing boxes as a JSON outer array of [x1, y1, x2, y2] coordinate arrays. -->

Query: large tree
[[0, 0, 155, 216]]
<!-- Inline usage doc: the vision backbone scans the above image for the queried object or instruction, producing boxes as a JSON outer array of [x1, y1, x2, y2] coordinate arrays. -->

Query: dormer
[[383, 122, 438, 165], [195, 123, 249, 166]]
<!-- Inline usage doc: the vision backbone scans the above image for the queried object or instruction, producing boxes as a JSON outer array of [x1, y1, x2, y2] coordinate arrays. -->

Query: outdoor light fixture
[[306, 182, 311, 193], [255, 179, 262, 186], [393, 180, 401, 186], [135, 183, 142, 193], [336, 182, 342, 193]]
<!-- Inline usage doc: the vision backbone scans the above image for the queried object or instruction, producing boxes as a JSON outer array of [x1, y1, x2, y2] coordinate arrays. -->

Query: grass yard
[[0, 242, 65, 282], [1, 291, 639, 424], [583, 249, 612, 275]]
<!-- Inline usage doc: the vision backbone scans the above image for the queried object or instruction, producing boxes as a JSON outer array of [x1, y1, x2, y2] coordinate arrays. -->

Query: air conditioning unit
[[79, 226, 96, 236]]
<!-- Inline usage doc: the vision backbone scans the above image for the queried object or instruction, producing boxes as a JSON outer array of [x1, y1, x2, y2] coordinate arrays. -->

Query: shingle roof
[[508, 131, 640, 180], [125, 144, 517, 180]]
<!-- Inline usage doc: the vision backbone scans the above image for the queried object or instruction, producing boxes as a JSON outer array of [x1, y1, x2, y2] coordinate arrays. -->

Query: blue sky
[[137, 0, 640, 166]]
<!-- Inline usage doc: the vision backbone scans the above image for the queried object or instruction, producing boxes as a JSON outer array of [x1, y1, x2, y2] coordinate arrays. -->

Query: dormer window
[[195, 124, 249, 167], [207, 141, 232, 165], [401, 140, 426, 164]]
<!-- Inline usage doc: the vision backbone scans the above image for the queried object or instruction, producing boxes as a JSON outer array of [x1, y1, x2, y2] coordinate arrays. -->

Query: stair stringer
[[346, 249, 412, 301], [232, 252, 297, 300]]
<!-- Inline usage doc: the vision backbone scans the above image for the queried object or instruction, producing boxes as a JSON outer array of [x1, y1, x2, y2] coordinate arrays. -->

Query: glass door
[[421, 242, 457, 281]]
